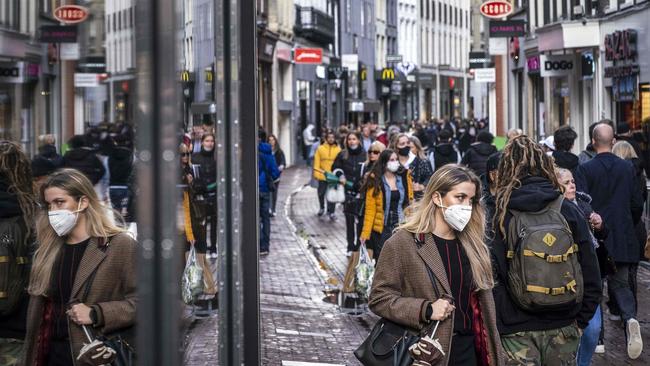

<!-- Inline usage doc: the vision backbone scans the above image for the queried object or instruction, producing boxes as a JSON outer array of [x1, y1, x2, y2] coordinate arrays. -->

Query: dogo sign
[[539, 55, 575, 77]]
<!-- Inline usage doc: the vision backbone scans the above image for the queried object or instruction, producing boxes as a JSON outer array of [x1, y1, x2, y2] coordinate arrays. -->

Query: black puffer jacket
[[461, 142, 497, 176], [552, 151, 580, 178], [108, 147, 134, 186], [63, 148, 106, 185], [491, 176, 602, 334], [192, 148, 217, 188], [429, 143, 460, 172], [332, 146, 367, 194], [35, 144, 64, 168], [0, 177, 32, 340]]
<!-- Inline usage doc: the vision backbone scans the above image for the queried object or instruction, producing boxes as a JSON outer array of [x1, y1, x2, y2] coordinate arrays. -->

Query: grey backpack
[[506, 196, 583, 312]]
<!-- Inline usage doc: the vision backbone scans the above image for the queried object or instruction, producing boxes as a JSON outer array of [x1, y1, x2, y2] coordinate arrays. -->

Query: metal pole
[[135, 0, 181, 364], [214, 0, 260, 364]]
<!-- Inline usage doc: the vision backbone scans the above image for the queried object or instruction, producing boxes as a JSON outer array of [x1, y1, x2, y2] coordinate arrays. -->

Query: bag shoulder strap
[[82, 236, 113, 302]]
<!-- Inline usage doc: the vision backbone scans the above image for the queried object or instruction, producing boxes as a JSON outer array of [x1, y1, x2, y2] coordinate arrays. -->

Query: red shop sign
[[53, 5, 89, 24], [480, 1, 513, 19], [294, 48, 323, 64]]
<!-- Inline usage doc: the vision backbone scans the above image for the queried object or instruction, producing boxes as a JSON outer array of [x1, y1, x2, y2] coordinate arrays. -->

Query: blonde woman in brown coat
[[369, 164, 504, 366], [22, 169, 136, 365]]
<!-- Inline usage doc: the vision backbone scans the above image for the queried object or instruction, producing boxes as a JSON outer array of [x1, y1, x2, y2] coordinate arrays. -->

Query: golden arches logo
[[181, 70, 191, 82], [382, 68, 395, 80]]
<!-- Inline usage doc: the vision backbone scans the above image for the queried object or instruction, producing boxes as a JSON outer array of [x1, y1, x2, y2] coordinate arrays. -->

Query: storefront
[[417, 70, 435, 121], [0, 61, 40, 151]]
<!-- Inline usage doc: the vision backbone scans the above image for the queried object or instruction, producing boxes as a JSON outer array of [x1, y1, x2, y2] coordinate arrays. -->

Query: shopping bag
[[181, 246, 204, 304], [355, 244, 375, 299], [326, 184, 346, 203]]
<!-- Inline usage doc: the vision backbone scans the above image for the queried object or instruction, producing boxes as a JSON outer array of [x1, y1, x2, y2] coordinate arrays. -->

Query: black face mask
[[398, 146, 411, 157]]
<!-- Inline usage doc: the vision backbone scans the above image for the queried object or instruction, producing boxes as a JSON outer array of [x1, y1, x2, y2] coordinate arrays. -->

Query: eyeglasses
[[369, 150, 380, 155], [181, 153, 191, 157]]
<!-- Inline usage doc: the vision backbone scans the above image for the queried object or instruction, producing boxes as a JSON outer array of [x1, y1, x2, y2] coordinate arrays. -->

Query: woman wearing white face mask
[[23, 169, 136, 366], [360, 149, 413, 261], [369, 164, 505, 366]]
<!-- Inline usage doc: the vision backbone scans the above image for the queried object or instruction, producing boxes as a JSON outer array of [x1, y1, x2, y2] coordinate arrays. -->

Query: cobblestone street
[[184, 166, 650, 365]]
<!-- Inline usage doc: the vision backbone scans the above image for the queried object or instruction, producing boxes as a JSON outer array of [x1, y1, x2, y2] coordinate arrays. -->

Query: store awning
[[537, 20, 600, 52], [191, 101, 216, 114]]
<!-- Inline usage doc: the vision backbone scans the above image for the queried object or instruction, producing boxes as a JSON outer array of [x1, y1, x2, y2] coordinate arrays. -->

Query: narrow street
[[184, 165, 650, 365]]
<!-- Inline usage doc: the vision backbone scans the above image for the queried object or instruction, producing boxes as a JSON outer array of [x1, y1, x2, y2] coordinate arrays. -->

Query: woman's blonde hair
[[364, 141, 386, 165], [409, 135, 427, 160], [399, 164, 495, 290], [389, 133, 409, 150], [613, 140, 638, 160], [29, 169, 126, 296]]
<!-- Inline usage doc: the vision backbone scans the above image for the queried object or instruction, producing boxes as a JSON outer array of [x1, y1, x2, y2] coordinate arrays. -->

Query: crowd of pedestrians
[[302, 118, 650, 365]]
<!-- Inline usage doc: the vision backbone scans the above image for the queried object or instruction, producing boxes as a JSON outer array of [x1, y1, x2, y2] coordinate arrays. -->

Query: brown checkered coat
[[22, 233, 137, 366], [368, 229, 505, 366]]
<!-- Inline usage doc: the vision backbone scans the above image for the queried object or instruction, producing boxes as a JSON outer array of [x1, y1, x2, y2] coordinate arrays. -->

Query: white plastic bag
[[326, 184, 346, 203], [181, 246, 204, 304], [355, 244, 375, 299]]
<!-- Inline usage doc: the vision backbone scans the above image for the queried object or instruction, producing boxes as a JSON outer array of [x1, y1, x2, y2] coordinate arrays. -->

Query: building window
[[543, 0, 550, 25]]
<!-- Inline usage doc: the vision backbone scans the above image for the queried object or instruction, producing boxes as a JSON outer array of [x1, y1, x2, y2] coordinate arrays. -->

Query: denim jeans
[[577, 304, 602, 366], [259, 192, 271, 252]]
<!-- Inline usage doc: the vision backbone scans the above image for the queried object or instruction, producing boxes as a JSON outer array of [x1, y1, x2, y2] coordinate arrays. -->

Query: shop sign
[[341, 54, 359, 72], [396, 62, 416, 76], [74, 73, 100, 88], [386, 55, 403, 63], [327, 66, 347, 80], [39, 25, 78, 43], [60, 43, 80, 60], [381, 68, 396, 81], [612, 74, 637, 102], [469, 52, 492, 69], [489, 20, 526, 37], [604, 29, 637, 62], [539, 54, 574, 77], [53, 5, 89, 24], [474, 68, 496, 83], [527, 55, 540, 74], [480, 0, 513, 19], [488, 37, 508, 55], [276, 48, 292, 62], [350, 101, 364, 112], [0, 62, 24, 83], [294, 48, 322, 64]]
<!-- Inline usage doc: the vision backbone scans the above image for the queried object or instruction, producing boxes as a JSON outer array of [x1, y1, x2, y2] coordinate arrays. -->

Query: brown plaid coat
[[22, 233, 137, 366], [368, 229, 505, 366]]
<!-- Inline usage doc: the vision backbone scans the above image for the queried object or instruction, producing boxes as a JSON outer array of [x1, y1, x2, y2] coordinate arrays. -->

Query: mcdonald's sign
[[205, 68, 213, 83], [180, 70, 194, 83], [381, 68, 395, 81], [360, 68, 367, 81]]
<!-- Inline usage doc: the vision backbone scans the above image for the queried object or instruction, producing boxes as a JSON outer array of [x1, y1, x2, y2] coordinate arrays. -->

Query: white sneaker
[[594, 344, 605, 354], [627, 318, 643, 359]]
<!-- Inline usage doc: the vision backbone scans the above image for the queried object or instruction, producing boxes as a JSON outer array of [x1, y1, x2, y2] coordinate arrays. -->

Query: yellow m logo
[[382, 68, 394, 80]]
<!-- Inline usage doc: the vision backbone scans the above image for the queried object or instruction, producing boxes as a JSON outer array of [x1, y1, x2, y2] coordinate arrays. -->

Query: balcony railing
[[294, 6, 334, 46]]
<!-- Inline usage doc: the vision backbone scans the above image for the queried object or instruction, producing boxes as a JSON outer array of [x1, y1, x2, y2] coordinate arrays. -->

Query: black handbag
[[77, 238, 136, 366], [354, 234, 443, 366]]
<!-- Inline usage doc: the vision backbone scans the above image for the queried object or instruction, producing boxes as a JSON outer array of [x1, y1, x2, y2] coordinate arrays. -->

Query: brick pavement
[[184, 166, 373, 365]]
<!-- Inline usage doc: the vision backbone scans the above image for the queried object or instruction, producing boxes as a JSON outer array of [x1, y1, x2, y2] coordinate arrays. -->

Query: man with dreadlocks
[[490, 136, 602, 365], [0, 141, 37, 365]]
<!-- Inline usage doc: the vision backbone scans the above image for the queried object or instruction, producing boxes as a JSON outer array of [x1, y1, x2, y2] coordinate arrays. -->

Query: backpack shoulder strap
[[549, 195, 564, 212]]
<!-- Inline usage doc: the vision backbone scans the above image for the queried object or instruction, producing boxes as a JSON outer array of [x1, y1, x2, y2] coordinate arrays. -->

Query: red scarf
[[35, 298, 55, 366], [471, 291, 491, 366]]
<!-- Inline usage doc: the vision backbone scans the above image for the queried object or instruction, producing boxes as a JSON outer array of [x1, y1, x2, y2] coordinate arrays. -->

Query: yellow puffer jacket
[[313, 143, 342, 181], [361, 173, 413, 240]]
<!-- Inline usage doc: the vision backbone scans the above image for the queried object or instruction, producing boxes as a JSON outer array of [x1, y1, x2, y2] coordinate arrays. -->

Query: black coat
[[63, 148, 106, 185], [35, 144, 64, 168], [461, 142, 497, 177], [332, 146, 367, 194], [491, 176, 602, 334], [409, 156, 433, 186], [429, 143, 460, 172], [577, 152, 644, 263], [273, 148, 286, 170], [192, 149, 217, 187], [108, 147, 134, 186]]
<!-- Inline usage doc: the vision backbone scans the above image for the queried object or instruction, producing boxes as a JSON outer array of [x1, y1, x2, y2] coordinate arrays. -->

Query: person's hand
[[360, 238, 366, 246], [414, 183, 425, 192], [339, 176, 347, 185], [589, 213, 603, 230], [186, 174, 193, 184], [429, 299, 455, 321], [67, 303, 93, 325], [190, 240, 196, 246]]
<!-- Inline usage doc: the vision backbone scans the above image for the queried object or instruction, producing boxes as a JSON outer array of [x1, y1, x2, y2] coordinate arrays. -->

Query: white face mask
[[48, 201, 83, 237], [437, 197, 472, 232], [387, 161, 400, 173]]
